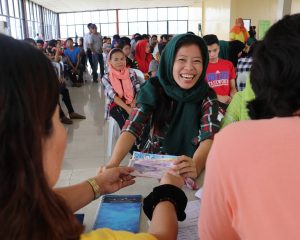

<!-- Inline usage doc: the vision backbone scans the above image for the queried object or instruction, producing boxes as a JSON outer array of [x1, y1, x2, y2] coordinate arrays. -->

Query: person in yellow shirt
[[0, 33, 187, 240], [230, 17, 249, 44]]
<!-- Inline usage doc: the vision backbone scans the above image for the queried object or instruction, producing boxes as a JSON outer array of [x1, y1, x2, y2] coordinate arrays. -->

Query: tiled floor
[[55, 74, 201, 232]]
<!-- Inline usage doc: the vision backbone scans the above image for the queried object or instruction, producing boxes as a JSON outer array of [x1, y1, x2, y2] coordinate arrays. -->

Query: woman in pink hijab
[[102, 48, 141, 129]]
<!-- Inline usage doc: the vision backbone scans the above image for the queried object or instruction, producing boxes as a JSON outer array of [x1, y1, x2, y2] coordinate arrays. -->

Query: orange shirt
[[199, 117, 300, 240]]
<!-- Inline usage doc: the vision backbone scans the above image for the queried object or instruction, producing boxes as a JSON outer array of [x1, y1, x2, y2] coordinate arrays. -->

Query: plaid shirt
[[122, 90, 220, 154], [237, 57, 253, 91], [102, 69, 141, 119]]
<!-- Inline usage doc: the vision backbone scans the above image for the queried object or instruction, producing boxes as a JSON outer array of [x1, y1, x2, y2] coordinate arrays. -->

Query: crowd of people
[[1, 12, 300, 240]]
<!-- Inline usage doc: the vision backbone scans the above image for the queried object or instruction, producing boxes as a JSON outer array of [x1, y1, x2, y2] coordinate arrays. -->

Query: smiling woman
[[106, 34, 221, 179]]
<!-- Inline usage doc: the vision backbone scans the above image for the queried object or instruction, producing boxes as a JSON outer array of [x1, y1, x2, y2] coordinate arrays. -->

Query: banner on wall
[[258, 20, 271, 40]]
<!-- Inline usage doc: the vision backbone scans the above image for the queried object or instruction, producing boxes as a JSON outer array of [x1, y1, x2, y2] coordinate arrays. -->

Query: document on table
[[177, 200, 200, 240]]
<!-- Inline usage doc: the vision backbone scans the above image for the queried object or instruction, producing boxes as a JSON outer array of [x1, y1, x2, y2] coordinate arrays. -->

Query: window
[[178, 7, 188, 20], [13, 0, 19, 18], [59, 14, 67, 25], [119, 10, 127, 22], [75, 24, 83, 37], [108, 23, 116, 36], [58, 6, 199, 38], [8, 0, 14, 17], [91, 11, 99, 23], [148, 9, 157, 21], [1, 0, 8, 15], [100, 11, 108, 23], [158, 8, 167, 21], [119, 22, 128, 36], [138, 9, 147, 21], [108, 10, 116, 22], [66, 13, 75, 25], [82, 11, 91, 24], [149, 21, 167, 35], [60, 25, 67, 38], [167, 8, 177, 20], [74, 12, 82, 25], [128, 9, 137, 22]]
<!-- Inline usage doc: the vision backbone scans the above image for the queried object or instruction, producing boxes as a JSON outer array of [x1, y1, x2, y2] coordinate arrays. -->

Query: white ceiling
[[31, 0, 202, 13]]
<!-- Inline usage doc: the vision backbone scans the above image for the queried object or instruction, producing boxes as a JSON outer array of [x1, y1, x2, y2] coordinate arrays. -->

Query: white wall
[[291, 0, 300, 13], [202, 0, 231, 40]]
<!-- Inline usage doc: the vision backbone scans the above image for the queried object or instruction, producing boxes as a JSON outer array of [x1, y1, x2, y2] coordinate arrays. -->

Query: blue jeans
[[91, 52, 104, 81]]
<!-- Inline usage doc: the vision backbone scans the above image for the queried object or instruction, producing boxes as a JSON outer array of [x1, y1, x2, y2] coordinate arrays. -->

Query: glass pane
[[119, 22, 128, 36], [32, 4, 36, 21], [178, 7, 188, 20], [157, 21, 167, 34], [13, 0, 19, 18], [59, 14, 67, 25], [67, 25, 75, 38], [158, 8, 167, 21], [101, 23, 109, 36], [75, 25, 83, 37], [148, 22, 157, 35], [28, 1, 33, 20], [108, 10, 116, 22], [118, 9, 127, 22], [108, 23, 116, 36], [137, 22, 147, 34], [60, 25, 68, 39], [10, 18, 16, 38], [168, 8, 177, 20], [128, 9, 137, 22], [138, 8, 147, 21], [148, 8, 157, 21], [74, 12, 82, 25], [99, 11, 108, 23], [2, 0, 8, 15], [91, 11, 100, 23], [82, 12, 91, 24], [18, 0, 22, 17], [178, 21, 187, 33], [8, 0, 14, 16], [66, 13, 74, 25], [188, 7, 201, 21], [15, 19, 22, 38], [128, 22, 137, 35], [168, 21, 177, 34]]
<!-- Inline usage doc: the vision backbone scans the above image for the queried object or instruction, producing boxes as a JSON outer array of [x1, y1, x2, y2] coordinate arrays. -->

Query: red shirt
[[205, 59, 236, 96]]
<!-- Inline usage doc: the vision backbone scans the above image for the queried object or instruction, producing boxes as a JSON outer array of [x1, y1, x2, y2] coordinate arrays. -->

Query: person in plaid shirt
[[236, 41, 259, 91], [106, 34, 220, 179]]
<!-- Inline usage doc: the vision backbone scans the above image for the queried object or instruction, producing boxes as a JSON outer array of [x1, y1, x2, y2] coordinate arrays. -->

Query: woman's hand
[[160, 172, 184, 188], [172, 155, 197, 179], [95, 167, 135, 194]]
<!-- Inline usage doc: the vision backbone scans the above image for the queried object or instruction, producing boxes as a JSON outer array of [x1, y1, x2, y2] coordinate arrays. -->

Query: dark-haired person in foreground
[[199, 14, 300, 240], [0, 33, 188, 240]]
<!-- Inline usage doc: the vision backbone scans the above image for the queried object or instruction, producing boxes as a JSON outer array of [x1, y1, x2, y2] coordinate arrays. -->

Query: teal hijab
[[137, 34, 210, 157]]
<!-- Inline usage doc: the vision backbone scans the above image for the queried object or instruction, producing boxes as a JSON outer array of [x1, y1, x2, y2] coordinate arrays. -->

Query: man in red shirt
[[203, 34, 237, 112]]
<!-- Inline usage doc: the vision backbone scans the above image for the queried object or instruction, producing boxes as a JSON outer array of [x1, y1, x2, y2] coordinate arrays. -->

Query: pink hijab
[[108, 50, 134, 104]]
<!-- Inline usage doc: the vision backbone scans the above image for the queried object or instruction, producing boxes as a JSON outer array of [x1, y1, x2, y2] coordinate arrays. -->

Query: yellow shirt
[[229, 31, 249, 43], [81, 228, 157, 240]]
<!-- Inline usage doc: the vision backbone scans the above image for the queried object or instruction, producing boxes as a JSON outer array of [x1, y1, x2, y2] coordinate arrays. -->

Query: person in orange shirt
[[230, 17, 249, 44], [199, 14, 300, 240]]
